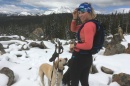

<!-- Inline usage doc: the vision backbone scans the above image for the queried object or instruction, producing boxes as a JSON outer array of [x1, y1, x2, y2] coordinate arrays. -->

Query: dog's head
[[54, 58, 68, 70]]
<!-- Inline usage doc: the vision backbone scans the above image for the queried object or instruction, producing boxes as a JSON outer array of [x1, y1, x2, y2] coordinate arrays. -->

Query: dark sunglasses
[[78, 8, 86, 13]]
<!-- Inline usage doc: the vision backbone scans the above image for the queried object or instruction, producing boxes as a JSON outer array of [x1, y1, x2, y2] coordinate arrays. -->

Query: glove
[[72, 50, 79, 58], [67, 58, 73, 67], [49, 52, 59, 62]]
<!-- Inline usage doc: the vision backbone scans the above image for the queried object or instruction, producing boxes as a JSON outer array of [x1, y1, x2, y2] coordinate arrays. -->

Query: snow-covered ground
[[0, 35, 130, 86]]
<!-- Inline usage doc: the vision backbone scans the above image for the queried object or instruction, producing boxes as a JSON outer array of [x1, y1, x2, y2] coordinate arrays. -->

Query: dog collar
[[57, 69, 63, 73]]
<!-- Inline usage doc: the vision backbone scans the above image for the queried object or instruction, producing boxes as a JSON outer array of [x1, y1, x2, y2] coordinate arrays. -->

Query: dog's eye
[[59, 60, 61, 62]]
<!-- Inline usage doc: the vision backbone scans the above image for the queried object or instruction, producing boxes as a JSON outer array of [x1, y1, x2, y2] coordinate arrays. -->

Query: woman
[[69, 2, 96, 86]]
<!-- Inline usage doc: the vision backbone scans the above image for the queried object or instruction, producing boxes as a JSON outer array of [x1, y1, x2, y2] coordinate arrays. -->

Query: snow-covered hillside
[[0, 35, 130, 86]]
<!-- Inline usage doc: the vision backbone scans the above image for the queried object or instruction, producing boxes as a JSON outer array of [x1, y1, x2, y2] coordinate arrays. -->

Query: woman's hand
[[72, 8, 78, 19]]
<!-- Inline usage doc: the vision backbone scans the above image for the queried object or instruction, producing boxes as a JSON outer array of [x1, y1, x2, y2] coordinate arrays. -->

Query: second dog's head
[[54, 58, 68, 70]]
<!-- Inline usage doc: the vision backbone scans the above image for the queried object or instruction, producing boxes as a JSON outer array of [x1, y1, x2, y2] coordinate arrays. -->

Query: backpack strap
[[76, 19, 100, 54], [77, 23, 85, 43], [77, 19, 98, 43]]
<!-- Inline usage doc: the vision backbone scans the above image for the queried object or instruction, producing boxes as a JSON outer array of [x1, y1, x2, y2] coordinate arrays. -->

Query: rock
[[104, 43, 117, 56], [64, 42, 69, 45], [104, 43, 125, 56], [0, 37, 12, 41], [0, 67, 15, 86], [0, 37, 19, 41], [118, 26, 125, 40], [103, 40, 109, 48], [111, 34, 122, 44], [90, 65, 98, 74], [16, 54, 22, 57], [115, 44, 125, 54], [125, 43, 130, 54], [29, 42, 39, 47], [28, 28, 43, 40], [40, 41, 47, 49], [29, 41, 47, 49], [0, 43, 6, 55], [112, 73, 130, 86], [101, 66, 114, 74]]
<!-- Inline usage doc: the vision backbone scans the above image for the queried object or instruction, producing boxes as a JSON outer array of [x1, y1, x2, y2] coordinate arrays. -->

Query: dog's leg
[[51, 77, 56, 86], [48, 79, 51, 86], [57, 79, 61, 86], [39, 69, 45, 86]]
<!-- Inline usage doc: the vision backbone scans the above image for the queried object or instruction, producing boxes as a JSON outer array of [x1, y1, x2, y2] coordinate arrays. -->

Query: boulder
[[0, 37, 12, 41], [101, 66, 114, 74], [118, 26, 125, 40], [64, 42, 69, 45], [0, 43, 6, 55], [29, 41, 47, 49], [0, 67, 15, 86], [115, 44, 125, 54], [28, 28, 43, 40], [125, 43, 130, 54], [103, 40, 109, 48], [104, 43, 125, 56], [112, 73, 130, 86], [111, 34, 122, 45], [89, 65, 98, 74]]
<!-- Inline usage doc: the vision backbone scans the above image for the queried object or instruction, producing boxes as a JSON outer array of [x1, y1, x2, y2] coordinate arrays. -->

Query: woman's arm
[[70, 20, 81, 32]]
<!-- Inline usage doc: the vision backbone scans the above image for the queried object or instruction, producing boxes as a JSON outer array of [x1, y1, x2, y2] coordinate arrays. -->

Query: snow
[[19, 12, 31, 16], [0, 74, 8, 86], [0, 35, 130, 86], [44, 6, 72, 15]]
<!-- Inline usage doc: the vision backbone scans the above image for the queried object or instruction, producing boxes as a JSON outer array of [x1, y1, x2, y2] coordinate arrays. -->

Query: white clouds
[[0, 5, 26, 12], [21, 0, 76, 9], [21, 0, 130, 8], [0, 0, 130, 14], [113, 8, 130, 13], [20, 0, 130, 14], [0, 4, 44, 14]]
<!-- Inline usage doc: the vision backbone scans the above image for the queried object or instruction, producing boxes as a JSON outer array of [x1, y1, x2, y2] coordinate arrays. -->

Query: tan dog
[[39, 58, 68, 86]]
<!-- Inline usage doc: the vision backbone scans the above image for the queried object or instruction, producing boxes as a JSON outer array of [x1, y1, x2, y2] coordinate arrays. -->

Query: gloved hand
[[49, 52, 59, 62], [67, 51, 79, 67], [67, 58, 73, 67], [72, 50, 79, 58]]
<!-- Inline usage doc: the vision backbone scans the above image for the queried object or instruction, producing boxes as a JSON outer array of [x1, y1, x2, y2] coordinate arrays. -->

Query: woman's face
[[78, 11, 90, 23]]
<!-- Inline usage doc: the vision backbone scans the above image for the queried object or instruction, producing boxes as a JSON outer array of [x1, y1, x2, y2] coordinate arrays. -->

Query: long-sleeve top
[[70, 20, 96, 52]]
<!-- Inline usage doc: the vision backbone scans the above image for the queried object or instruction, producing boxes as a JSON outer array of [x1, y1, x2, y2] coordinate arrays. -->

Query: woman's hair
[[91, 6, 97, 19], [82, 2, 97, 19]]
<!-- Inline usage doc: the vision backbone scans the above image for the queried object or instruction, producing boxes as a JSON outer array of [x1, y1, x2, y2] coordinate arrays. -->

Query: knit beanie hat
[[78, 3, 92, 13]]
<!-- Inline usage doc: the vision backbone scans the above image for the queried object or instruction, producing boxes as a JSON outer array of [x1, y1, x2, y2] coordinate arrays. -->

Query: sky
[[0, 34, 130, 86], [0, 0, 130, 14]]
